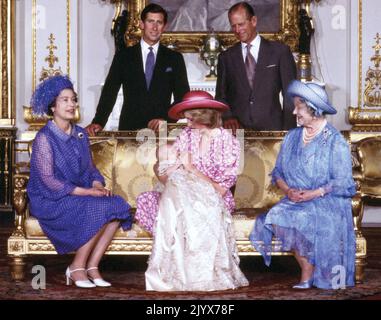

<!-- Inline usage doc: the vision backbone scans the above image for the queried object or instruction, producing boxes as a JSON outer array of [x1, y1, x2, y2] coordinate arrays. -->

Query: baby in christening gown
[[155, 143, 182, 185], [135, 142, 181, 234]]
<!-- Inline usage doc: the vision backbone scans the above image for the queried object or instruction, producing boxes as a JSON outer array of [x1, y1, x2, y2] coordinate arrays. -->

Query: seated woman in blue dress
[[250, 80, 356, 290], [27, 75, 132, 288]]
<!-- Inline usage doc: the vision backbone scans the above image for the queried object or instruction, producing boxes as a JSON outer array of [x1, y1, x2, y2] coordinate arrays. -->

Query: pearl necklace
[[302, 120, 327, 144]]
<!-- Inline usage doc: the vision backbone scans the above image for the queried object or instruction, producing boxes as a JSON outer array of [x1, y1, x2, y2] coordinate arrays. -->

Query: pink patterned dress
[[135, 126, 240, 234]]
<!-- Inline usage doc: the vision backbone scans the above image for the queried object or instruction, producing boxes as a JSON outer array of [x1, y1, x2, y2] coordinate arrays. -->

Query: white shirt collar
[[241, 34, 261, 62], [141, 39, 159, 54], [141, 39, 160, 72]]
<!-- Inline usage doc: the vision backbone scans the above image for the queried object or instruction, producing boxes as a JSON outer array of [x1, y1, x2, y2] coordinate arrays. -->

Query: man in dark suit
[[215, 2, 297, 131], [86, 3, 189, 134]]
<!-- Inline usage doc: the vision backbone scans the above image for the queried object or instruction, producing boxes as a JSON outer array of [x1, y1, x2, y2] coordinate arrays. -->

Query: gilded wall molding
[[0, 0, 15, 126], [349, 0, 381, 128], [32, 0, 71, 90], [363, 33, 381, 107], [125, 0, 300, 53], [32, 0, 37, 91], [66, 0, 70, 76], [28, 0, 74, 130], [358, 0, 362, 108]]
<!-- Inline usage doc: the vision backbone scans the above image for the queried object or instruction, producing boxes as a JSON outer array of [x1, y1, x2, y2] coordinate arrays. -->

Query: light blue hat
[[287, 80, 337, 115], [30, 75, 74, 115]]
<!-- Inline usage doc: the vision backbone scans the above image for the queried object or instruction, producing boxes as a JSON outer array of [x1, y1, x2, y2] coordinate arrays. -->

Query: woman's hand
[[298, 189, 322, 202], [286, 188, 304, 202], [87, 187, 109, 197], [72, 184, 111, 197], [287, 188, 322, 202], [180, 152, 195, 172], [179, 153, 227, 197], [153, 162, 168, 184], [92, 181, 112, 196], [279, 179, 323, 203]]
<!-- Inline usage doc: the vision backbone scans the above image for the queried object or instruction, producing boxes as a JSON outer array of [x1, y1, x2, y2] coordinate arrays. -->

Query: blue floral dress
[[250, 123, 356, 289], [27, 121, 132, 254]]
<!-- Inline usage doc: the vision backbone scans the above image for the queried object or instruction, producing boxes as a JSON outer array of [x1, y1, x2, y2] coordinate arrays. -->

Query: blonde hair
[[183, 109, 222, 128]]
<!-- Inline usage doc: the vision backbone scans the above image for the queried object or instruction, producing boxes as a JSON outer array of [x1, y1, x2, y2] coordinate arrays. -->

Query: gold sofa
[[8, 130, 367, 283], [356, 136, 381, 205]]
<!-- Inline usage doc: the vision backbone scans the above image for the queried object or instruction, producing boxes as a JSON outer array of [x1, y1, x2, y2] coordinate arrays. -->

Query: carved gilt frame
[[125, 0, 300, 52], [0, 0, 15, 126]]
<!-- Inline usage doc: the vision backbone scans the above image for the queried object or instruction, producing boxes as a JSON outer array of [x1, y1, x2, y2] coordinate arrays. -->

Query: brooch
[[77, 132, 84, 139], [322, 128, 331, 145]]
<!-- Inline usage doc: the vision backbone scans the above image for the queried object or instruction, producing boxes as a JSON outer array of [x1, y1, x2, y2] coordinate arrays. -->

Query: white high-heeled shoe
[[65, 267, 96, 288], [86, 267, 111, 287]]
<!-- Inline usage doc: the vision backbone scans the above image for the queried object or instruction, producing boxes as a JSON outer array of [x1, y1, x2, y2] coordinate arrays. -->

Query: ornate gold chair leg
[[355, 255, 366, 284], [351, 193, 367, 284], [9, 256, 26, 281]]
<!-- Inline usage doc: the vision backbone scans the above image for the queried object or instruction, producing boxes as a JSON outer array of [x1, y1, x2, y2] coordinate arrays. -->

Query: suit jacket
[[215, 37, 297, 130], [92, 43, 190, 130]]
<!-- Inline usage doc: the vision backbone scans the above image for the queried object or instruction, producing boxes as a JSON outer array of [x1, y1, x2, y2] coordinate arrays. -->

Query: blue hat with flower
[[30, 75, 74, 115], [287, 80, 337, 115]]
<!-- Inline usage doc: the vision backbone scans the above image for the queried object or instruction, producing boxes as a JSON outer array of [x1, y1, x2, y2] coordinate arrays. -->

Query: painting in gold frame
[[125, 0, 300, 52]]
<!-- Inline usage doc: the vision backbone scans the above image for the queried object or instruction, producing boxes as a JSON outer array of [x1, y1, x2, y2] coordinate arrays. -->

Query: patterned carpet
[[1, 215, 381, 301]]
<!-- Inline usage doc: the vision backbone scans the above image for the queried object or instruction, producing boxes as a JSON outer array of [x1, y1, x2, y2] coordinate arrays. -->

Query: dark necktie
[[145, 47, 155, 89], [245, 44, 256, 88]]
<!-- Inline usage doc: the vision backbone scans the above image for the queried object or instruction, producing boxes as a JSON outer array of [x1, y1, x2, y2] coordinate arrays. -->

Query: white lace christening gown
[[145, 168, 249, 291]]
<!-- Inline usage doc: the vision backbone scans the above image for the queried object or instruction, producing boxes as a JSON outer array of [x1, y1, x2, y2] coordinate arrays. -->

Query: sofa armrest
[[352, 192, 364, 238], [12, 173, 29, 237]]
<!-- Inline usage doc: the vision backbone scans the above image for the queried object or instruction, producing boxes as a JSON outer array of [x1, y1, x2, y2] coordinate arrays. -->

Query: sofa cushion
[[357, 137, 381, 179], [27, 134, 281, 243], [24, 216, 151, 239], [112, 139, 158, 207], [235, 138, 284, 210], [25, 210, 262, 241], [91, 136, 285, 210], [90, 139, 117, 190], [361, 178, 381, 198]]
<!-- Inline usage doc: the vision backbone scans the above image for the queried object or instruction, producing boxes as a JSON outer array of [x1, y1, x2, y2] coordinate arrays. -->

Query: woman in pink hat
[[138, 90, 248, 291]]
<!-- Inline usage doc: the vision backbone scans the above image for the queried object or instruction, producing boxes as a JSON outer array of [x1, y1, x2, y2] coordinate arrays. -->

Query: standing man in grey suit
[[216, 1, 297, 131], [86, 3, 189, 134]]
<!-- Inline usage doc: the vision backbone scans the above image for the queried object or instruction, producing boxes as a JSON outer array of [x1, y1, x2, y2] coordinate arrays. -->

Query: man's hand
[[148, 119, 165, 132], [223, 118, 241, 133], [85, 123, 103, 136]]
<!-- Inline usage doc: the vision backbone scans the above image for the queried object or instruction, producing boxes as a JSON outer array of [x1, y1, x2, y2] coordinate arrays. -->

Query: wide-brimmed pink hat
[[168, 90, 229, 120]]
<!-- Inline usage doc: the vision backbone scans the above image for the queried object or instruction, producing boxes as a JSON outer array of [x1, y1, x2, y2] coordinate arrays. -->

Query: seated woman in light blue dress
[[250, 80, 356, 290], [27, 75, 132, 288]]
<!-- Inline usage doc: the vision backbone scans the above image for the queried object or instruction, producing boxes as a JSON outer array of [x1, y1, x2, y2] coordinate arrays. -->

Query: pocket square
[[165, 67, 173, 72], [266, 64, 277, 68]]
